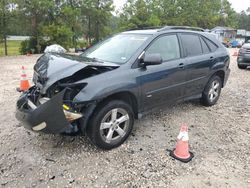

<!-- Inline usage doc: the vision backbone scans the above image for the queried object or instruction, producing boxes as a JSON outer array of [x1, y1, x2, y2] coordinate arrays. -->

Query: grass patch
[[0, 40, 22, 56]]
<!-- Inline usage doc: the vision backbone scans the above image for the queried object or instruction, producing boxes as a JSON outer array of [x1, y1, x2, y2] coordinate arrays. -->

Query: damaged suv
[[16, 26, 230, 149]]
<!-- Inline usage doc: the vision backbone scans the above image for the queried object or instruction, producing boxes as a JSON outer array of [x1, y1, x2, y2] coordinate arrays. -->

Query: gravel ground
[[0, 49, 249, 188]]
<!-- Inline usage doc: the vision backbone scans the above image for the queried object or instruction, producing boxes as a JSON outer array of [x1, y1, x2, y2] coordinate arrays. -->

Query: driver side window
[[146, 35, 180, 62]]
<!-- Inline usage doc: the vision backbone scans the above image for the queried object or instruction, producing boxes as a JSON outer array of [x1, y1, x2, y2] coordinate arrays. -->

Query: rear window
[[203, 37, 218, 52], [200, 37, 210, 54], [181, 34, 202, 56]]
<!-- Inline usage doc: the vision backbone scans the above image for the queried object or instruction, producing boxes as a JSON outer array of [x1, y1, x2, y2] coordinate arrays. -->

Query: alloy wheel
[[100, 108, 130, 144], [208, 80, 220, 102]]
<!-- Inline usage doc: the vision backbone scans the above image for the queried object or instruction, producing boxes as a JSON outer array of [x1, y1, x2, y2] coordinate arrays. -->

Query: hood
[[33, 53, 119, 93]]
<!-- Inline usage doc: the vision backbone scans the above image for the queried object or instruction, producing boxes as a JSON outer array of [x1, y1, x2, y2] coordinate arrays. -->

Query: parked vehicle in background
[[16, 26, 231, 150], [222, 41, 230, 48], [237, 43, 250, 69], [230, 40, 242, 48]]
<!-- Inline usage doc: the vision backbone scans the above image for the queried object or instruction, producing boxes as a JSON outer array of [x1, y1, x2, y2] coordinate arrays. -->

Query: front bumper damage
[[16, 88, 82, 134]]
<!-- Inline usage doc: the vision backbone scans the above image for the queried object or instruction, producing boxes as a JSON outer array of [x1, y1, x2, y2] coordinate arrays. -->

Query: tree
[[0, 0, 13, 56], [237, 8, 250, 30], [218, 0, 238, 28], [16, 0, 114, 52], [3, 0, 241, 56], [118, 0, 238, 30], [42, 24, 73, 49], [81, 0, 113, 44], [0, 0, 4, 45], [118, 0, 160, 30], [17, 0, 55, 52]]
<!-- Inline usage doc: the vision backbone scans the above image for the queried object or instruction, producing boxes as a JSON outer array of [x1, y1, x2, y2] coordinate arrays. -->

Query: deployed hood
[[33, 53, 119, 93]]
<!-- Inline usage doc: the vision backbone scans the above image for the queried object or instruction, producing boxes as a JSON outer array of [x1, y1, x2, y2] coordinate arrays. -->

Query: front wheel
[[201, 75, 222, 106], [87, 100, 134, 150]]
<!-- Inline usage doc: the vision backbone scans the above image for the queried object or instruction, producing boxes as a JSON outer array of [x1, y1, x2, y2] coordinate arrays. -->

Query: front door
[[139, 34, 188, 112]]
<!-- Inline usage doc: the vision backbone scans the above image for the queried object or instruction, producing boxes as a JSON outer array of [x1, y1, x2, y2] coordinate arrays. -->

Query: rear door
[[139, 34, 187, 111], [179, 33, 216, 97]]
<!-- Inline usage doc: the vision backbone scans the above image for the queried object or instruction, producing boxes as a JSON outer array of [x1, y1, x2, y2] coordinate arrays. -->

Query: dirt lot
[[0, 49, 249, 188]]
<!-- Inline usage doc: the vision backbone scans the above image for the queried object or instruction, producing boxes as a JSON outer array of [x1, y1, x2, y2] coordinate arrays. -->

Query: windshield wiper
[[91, 57, 104, 63], [80, 56, 104, 63]]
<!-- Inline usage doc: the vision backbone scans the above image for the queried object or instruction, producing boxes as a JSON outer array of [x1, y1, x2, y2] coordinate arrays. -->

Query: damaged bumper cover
[[15, 89, 80, 134]]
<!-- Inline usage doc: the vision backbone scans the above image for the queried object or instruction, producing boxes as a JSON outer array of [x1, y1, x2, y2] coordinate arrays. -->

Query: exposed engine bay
[[34, 66, 115, 104], [16, 53, 119, 134]]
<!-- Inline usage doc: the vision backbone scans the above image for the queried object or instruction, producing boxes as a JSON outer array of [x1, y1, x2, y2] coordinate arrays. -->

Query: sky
[[228, 0, 250, 12], [113, 0, 250, 13], [113, 0, 127, 11]]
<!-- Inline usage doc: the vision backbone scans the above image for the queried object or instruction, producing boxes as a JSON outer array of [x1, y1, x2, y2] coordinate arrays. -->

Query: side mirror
[[142, 53, 162, 66]]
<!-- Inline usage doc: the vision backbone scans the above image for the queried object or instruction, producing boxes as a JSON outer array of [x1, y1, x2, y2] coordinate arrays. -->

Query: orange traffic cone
[[17, 66, 30, 92], [169, 124, 194, 163]]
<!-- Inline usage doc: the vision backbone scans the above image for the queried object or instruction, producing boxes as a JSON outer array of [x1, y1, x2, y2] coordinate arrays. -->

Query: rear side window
[[181, 34, 202, 56], [146, 35, 180, 61], [203, 37, 218, 52], [200, 37, 210, 54]]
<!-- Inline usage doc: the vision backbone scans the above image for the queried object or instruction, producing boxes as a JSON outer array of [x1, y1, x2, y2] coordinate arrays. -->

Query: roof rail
[[159, 26, 205, 32], [127, 26, 162, 31]]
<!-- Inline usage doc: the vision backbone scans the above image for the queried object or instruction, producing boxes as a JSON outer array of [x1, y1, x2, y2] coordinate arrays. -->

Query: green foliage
[[118, 0, 154, 30], [2, 0, 250, 56], [0, 0, 17, 55], [13, 0, 114, 52], [19, 37, 38, 54], [81, 0, 114, 43], [19, 40, 29, 54], [41, 24, 74, 49], [237, 9, 250, 30], [118, 0, 239, 30], [0, 40, 21, 56], [76, 40, 87, 48]]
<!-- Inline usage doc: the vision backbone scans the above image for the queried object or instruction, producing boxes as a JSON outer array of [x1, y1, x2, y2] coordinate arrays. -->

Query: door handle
[[178, 63, 185, 69]]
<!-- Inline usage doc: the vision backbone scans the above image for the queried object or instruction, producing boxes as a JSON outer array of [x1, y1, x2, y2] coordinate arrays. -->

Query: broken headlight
[[39, 97, 83, 122]]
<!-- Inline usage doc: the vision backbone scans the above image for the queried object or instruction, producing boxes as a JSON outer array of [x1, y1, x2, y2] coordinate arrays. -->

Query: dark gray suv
[[238, 43, 250, 69], [16, 26, 230, 149]]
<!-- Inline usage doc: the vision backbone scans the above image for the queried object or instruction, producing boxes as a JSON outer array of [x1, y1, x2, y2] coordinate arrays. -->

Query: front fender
[[73, 81, 139, 104]]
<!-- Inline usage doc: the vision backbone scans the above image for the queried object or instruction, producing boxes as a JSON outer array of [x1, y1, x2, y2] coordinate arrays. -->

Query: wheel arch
[[79, 91, 139, 133], [212, 70, 225, 87], [98, 91, 139, 119]]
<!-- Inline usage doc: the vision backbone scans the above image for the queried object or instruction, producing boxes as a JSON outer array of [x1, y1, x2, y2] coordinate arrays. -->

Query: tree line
[[0, 0, 250, 55]]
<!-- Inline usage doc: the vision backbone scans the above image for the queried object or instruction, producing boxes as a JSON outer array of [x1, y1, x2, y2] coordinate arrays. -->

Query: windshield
[[81, 34, 150, 64]]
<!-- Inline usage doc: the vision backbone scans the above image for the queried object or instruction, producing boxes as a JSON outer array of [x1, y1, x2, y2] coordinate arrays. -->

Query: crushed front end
[[16, 86, 84, 134], [15, 53, 118, 134]]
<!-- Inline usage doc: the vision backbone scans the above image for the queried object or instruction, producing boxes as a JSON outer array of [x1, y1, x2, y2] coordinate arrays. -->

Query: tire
[[201, 75, 222, 106], [237, 64, 247, 69], [86, 100, 134, 150]]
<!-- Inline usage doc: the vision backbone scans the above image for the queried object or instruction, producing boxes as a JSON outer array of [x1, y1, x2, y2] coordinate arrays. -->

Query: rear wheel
[[237, 64, 247, 69], [201, 75, 222, 106], [87, 100, 134, 150]]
